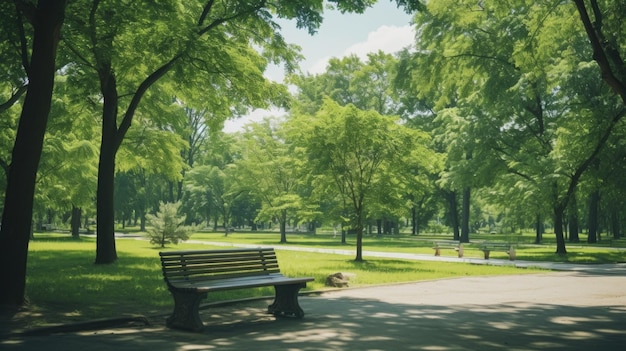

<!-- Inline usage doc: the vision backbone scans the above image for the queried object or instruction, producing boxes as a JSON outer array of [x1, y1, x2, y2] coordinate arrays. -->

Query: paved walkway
[[2, 241, 626, 350]]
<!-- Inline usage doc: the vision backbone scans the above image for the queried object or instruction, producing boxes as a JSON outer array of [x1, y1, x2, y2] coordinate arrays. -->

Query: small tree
[[146, 202, 192, 248]]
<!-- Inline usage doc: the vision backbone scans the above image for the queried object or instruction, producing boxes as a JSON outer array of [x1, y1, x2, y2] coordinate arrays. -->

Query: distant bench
[[159, 248, 314, 332], [480, 242, 516, 260], [432, 240, 464, 258]]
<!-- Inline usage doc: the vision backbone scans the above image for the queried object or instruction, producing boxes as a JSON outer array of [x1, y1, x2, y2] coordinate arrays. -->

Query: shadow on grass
[[9, 249, 167, 328]]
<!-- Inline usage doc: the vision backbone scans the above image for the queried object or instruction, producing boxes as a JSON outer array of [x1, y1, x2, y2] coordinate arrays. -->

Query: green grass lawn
[[13, 230, 624, 329], [189, 230, 626, 263]]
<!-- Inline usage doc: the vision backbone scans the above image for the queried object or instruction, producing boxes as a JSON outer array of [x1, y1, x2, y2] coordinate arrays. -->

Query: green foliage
[[146, 202, 194, 247], [405, 0, 626, 251], [289, 52, 401, 115], [288, 98, 438, 258], [232, 117, 315, 242]]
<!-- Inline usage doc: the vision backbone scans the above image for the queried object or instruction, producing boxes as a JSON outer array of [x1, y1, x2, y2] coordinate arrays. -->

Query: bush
[[146, 201, 194, 247]]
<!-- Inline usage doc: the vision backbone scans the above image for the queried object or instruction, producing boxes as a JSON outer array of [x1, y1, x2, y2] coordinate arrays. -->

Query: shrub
[[146, 202, 194, 247]]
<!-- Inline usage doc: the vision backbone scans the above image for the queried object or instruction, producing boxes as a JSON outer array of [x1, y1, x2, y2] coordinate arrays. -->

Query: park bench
[[159, 248, 315, 332], [432, 240, 464, 258], [480, 242, 516, 260]]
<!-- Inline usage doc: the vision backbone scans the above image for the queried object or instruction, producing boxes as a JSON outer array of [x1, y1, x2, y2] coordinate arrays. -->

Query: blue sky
[[223, 1, 415, 132]]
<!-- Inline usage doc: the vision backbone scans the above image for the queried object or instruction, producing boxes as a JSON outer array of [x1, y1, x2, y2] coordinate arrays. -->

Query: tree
[[291, 52, 441, 236], [61, 0, 344, 264], [146, 202, 193, 248], [184, 165, 237, 232], [0, 0, 68, 308], [233, 118, 311, 243], [291, 99, 432, 261], [37, 76, 99, 238], [290, 52, 402, 116]]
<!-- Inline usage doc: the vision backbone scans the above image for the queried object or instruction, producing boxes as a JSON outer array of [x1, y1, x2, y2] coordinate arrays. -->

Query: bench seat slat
[[161, 255, 278, 265], [161, 253, 277, 261], [162, 260, 280, 271], [167, 274, 311, 292], [161, 251, 278, 260], [162, 260, 279, 269], [167, 271, 278, 283], [163, 267, 281, 280]]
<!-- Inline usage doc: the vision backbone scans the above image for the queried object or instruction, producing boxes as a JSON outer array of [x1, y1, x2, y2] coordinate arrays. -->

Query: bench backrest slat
[[159, 248, 282, 283]]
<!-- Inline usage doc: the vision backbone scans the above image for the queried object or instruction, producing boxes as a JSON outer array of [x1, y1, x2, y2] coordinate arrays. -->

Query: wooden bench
[[480, 242, 516, 260], [159, 248, 314, 332], [432, 240, 464, 258]]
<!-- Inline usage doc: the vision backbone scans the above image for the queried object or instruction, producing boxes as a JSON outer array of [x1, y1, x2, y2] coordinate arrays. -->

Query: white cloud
[[222, 107, 286, 133], [225, 24, 416, 133], [308, 24, 415, 75]]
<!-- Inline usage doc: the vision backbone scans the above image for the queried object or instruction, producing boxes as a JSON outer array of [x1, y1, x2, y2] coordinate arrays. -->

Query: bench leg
[[483, 250, 490, 259], [508, 247, 516, 261], [268, 283, 306, 318], [166, 290, 207, 332], [434, 248, 441, 256]]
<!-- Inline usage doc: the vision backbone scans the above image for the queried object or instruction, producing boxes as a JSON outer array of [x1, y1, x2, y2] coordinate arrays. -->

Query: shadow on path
[[3, 294, 625, 351]]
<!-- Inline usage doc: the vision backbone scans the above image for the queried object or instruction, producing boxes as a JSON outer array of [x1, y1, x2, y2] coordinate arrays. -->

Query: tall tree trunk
[[611, 208, 620, 240], [355, 202, 364, 261], [167, 181, 175, 203], [205, 196, 211, 228], [554, 205, 568, 255], [140, 215, 146, 232], [460, 187, 470, 243], [0, 0, 67, 308], [568, 192, 580, 243], [279, 209, 287, 243], [445, 190, 460, 240], [411, 206, 418, 235], [535, 213, 543, 244], [176, 180, 184, 202], [71, 206, 81, 238], [95, 72, 120, 264], [587, 190, 599, 244], [96, 137, 118, 263]]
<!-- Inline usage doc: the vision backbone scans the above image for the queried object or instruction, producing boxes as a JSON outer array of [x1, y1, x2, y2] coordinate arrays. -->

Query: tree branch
[[564, 108, 626, 207], [115, 54, 183, 151], [445, 53, 517, 70], [198, 0, 267, 36], [13, 12, 30, 76], [573, 0, 626, 104], [198, 0, 216, 26], [0, 84, 28, 113]]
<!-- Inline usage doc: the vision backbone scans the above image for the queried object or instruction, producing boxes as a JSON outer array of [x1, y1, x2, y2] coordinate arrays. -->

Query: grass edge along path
[[190, 231, 626, 263]]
